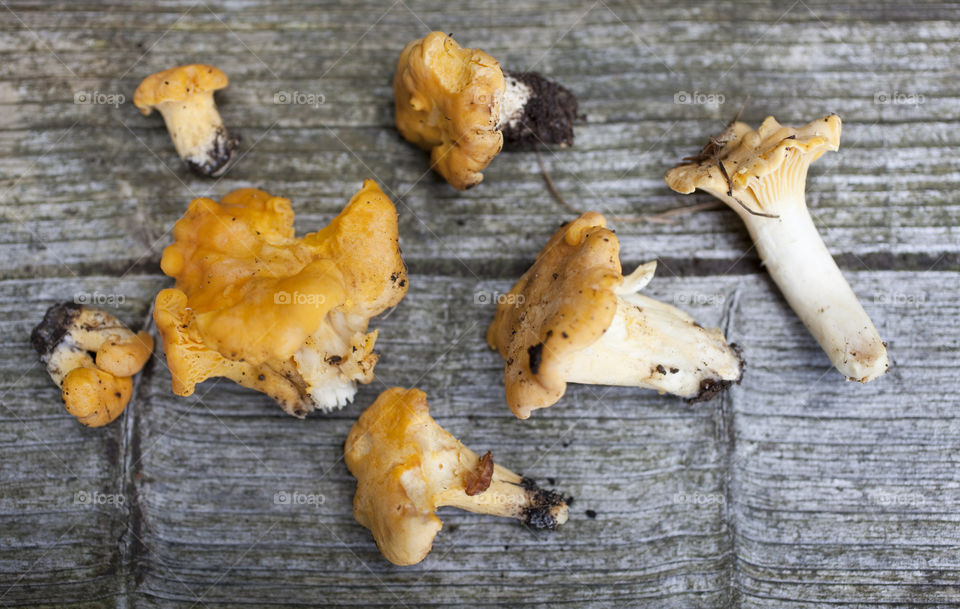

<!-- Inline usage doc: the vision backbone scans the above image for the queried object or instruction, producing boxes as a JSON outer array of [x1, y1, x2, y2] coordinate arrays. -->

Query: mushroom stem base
[[439, 465, 569, 529], [499, 71, 577, 151]]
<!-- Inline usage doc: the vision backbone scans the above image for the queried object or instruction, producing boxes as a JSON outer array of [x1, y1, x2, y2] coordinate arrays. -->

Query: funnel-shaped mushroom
[[31, 303, 154, 427], [153, 180, 408, 417], [394, 31, 578, 190], [665, 115, 888, 382], [133, 64, 238, 177], [487, 212, 743, 419], [345, 387, 569, 566]]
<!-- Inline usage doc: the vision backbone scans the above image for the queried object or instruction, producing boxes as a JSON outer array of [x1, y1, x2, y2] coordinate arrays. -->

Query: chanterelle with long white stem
[[665, 114, 888, 382]]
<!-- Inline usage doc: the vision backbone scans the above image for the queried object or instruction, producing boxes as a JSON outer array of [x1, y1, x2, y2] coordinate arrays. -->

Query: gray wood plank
[[728, 272, 960, 606], [0, 0, 958, 607], [0, 277, 161, 606], [130, 273, 739, 607]]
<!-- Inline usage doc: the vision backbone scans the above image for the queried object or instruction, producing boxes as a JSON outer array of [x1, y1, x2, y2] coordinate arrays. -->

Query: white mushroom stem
[[436, 461, 569, 526], [562, 262, 743, 400], [293, 311, 378, 412], [413, 434, 568, 528], [497, 75, 532, 131], [155, 93, 234, 176], [46, 346, 94, 387], [728, 196, 888, 382]]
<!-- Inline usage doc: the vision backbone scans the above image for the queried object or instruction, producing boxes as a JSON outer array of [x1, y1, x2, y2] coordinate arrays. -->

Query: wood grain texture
[[0, 1, 958, 607]]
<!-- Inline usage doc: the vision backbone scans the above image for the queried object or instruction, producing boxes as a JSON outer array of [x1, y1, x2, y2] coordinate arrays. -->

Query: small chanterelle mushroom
[[394, 31, 578, 190], [153, 180, 408, 417], [31, 303, 154, 427], [487, 212, 744, 419], [665, 114, 888, 382], [345, 387, 569, 566], [133, 64, 238, 177]]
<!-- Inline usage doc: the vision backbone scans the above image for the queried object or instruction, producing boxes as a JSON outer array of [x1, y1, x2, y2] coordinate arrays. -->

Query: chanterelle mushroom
[[133, 64, 238, 177], [487, 212, 743, 419], [153, 180, 408, 417], [345, 387, 569, 566], [31, 303, 154, 427], [665, 114, 888, 382], [394, 31, 578, 190]]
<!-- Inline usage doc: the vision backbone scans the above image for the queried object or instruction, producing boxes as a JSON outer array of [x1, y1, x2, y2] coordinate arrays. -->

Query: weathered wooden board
[[1, 0, 958, 607]]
